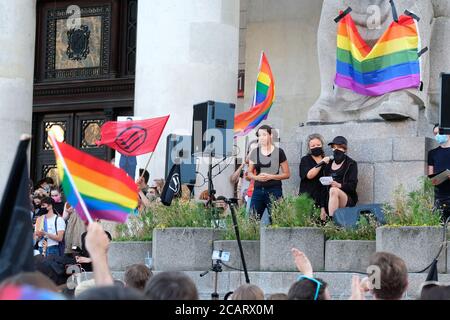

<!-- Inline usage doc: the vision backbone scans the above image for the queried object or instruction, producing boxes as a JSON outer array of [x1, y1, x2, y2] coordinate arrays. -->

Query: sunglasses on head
[[297, 275, 322, 300]]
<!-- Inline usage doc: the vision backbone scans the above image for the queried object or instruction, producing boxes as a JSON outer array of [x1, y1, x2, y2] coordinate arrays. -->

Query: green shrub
[[383, 178, 441, 227], [151, 200, 212, 228], [116, 200, 214, 241], [222, 206, 260, 240], [323, 215, 378, 240], [270, 194, 320, 228], [115, 208, 155, 241]]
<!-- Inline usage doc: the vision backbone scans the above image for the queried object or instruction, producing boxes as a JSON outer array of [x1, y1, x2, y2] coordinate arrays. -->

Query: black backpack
[[54, 216, 66, 256]]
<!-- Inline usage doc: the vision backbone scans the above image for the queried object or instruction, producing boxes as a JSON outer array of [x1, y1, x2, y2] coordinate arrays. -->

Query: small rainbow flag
[[0, 285, 65, 300], [51, 138, 138, 224], [335, 12, 421, 96], [234, 52, 275, 136]]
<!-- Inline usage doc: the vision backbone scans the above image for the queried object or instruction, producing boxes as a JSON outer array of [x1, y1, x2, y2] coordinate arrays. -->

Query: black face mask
[[333, 149, 346, 164], [310, 147, 324, 157], [39, 207, 48, 215]]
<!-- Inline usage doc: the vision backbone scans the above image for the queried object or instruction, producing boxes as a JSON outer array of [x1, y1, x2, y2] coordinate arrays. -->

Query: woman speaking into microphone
[[247, 125, 290, 224], [299, 134, 332, 220]]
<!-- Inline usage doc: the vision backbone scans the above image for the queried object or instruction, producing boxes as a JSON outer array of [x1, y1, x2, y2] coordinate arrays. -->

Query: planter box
[[152, 228, 221, 271], [447, 241, 450, 274], [260, 227, 324, 271], [325, 240, 376, 273], [376, 226, 445, 272], [213, 240, 260, 271], [108, 241, 152, 271]]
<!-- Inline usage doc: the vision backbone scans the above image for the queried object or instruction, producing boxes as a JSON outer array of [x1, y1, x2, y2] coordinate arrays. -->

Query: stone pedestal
[[108, 241, 152, 271], [260, 227, 325, 271], [0, 0, 36, 195], [325, 240, 376, 273], [290, 120, 437, 204], [152, 228, 221, 271], [213, 240, 260, 271], [376, 226, 445, 273], [134, 0, 240, 198]]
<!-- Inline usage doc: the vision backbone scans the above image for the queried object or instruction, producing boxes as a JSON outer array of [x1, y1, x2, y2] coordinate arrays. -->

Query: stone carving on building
[[66, 25, 91, 61], [309, 0, 450, 124]]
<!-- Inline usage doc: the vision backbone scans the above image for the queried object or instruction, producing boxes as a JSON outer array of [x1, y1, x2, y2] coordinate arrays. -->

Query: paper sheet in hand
[[320, 176, 333, 186], [428, 169, 450, 186]]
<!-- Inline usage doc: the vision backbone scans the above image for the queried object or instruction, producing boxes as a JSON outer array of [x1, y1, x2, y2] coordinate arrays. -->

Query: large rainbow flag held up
[[335, 11, 421, 96], [234, 52, 275, 136], [51, 137, 138, 224]]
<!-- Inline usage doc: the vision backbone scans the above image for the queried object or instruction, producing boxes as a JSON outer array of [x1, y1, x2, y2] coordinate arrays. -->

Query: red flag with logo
[[96, 115, 170, 156]]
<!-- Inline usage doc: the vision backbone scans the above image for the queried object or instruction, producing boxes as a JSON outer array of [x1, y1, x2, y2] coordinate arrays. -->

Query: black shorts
[[346, 196, 356, 207]]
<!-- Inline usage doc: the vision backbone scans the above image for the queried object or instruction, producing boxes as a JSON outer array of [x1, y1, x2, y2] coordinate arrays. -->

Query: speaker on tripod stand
[[191, 100, 235, 158]]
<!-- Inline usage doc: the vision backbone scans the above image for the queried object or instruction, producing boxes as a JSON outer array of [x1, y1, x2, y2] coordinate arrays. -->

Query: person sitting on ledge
[[320, 136, 358, 221], [299, 134, 331, 214]]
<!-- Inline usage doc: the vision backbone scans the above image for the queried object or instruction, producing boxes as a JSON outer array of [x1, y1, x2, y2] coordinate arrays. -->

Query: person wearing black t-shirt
[[428, 124, 450, 222], [321, 136, 358, 220], [299, 134, 332, 220], [247, 125, 290, 223]]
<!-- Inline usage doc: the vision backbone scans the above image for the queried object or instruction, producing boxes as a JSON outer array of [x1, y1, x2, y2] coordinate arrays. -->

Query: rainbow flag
[[51, 139, 138, 223], [335, 13, 421, 96], [234, 52, 275, 136], [0, 285, 65, 300]]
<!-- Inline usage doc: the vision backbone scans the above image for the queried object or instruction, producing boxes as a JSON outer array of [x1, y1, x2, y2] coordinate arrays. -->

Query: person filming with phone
[[320, 136, 358, 221]]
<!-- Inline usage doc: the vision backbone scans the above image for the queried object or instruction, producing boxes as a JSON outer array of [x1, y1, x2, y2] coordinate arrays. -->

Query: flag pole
[[139, 152, 154, 180], [49, 134, 94, 224]]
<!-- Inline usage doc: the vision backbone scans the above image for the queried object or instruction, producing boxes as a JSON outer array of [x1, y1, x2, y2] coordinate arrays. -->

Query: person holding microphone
[[299, 134, 332, 221]]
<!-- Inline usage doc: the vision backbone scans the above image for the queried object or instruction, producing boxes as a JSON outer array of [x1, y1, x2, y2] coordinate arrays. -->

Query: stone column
[[0, 0, 36, 194], [134, 0, 240, 198]]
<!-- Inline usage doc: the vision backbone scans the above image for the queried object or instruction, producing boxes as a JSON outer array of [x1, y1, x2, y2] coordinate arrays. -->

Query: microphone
[[314, 156, 334, 168]]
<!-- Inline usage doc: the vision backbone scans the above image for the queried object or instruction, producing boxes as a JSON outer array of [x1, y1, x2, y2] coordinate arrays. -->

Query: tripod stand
[[226, 197, 250, 284], [200, 258, 223, 300]]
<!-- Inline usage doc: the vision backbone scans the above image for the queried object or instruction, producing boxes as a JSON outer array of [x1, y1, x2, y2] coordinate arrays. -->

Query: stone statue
[[308, 0, 450, 124]]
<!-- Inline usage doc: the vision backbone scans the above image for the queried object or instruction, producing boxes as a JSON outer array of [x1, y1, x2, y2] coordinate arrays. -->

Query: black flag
[[0, 137, 35, 282], [160, 164, 181, 206]]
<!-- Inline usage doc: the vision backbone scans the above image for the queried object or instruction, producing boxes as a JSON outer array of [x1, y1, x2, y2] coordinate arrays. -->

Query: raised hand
[[291, 248, 313, 277]]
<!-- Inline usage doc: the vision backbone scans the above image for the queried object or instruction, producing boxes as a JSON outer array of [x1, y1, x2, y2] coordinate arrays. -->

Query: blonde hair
[[305, 134, 325, 155], [232, 284, 265, 300]]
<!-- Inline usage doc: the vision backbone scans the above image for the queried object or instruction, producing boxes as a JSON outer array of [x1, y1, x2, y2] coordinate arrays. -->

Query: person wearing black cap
[[320, 136, 358, 220], [247, 125, 290, 223]]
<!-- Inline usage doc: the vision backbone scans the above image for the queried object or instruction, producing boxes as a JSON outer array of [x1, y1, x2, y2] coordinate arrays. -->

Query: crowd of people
[[1, 122, 449, 301], [230, 125, 359, 224], [231, 123, 450, 223], [1, 220, 448, 300]]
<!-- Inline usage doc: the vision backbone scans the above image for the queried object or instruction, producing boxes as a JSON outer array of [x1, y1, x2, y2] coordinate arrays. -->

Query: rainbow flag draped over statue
[[51, 137, 138, 223], [335, 12, 421, 96], [234, 52, 275, 136]]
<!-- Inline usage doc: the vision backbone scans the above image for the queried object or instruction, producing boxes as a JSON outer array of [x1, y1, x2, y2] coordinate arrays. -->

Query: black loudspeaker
[[440, 73, 450, 134], [191, 101, 235, 158], [165, 134, 196, 185]]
